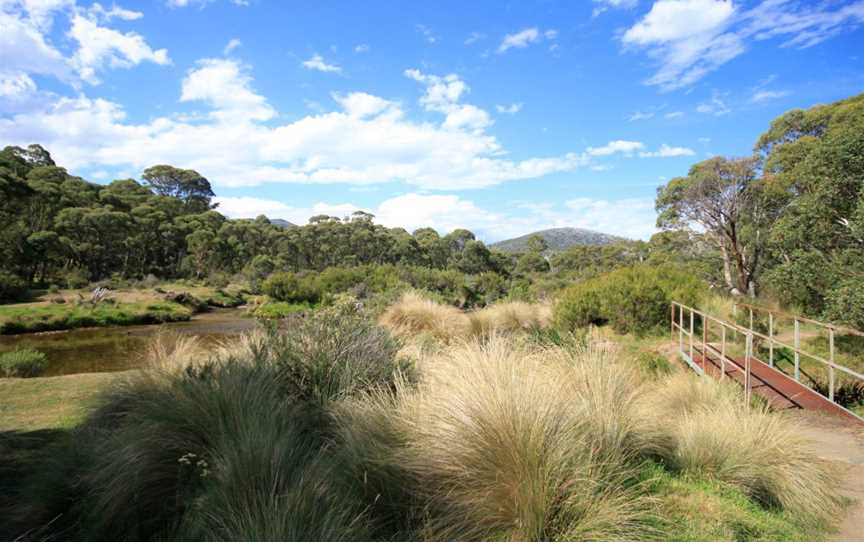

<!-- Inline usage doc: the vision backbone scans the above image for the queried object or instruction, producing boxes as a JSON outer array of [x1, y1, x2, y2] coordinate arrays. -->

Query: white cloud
[[68, 13, 170, 84], [0, 2, 169, 86], [749, 89, 790, 103], [86, 3, 143, 22], [416, 24, 437, 44], [497, 27, 545, 53], [0, 9, 69, 80], [223, 38, 241, 55], [404, 68, 492, 132], [592, 0, 638, 17], [664, 111, 684, 119], [586, 140, 644, 156], [302, 54, 342, 73], [181, 58, 275, 122], [496, 103, 523, 114], [622, 0, 864, 90], [696, 91, 730, 115], [627, 111, 655, 121], [638, 143, 694, 157], [586, 140, 693, 158], [331, 92, 397, 118], [564, 197, 656, 239], [464, 31, 485, 45], [0, 72, 37, 99], [1, 64, 600, 191], [354, 43, 369, 53]]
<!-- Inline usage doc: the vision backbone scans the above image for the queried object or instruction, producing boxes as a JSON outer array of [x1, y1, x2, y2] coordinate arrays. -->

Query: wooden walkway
[[692, 346, 862, 423]]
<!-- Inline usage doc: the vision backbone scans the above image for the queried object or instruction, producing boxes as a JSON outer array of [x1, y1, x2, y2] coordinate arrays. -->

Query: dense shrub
[[823, 279, 864, 330], [61, 267, 90, 289], [555, 265, 705, 336], [0, 349, 48, 377], [262, 271, 320, 303], [0, 271, 28, 303]]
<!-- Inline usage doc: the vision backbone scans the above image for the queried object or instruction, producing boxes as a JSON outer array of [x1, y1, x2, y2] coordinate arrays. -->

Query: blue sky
[[1, 0, 863, 240]]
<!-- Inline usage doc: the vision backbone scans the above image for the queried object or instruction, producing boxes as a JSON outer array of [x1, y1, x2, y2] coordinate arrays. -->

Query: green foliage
[[262, 272, 320, 303], [61, 267, 90, 289], [0, 301, 192, 334], [823, 279, 864, 330], [251, 301, 311, 319], [0, 349, 47, 378], [555, 265, 705, 336], [0, 271, 28, 303]]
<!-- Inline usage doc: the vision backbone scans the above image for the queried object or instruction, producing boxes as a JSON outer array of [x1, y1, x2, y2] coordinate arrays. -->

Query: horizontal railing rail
[[672, 300, 864, 421]]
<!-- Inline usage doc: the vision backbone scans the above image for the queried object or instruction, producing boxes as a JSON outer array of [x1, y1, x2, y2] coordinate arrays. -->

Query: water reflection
[[0, 309, 256, 376]]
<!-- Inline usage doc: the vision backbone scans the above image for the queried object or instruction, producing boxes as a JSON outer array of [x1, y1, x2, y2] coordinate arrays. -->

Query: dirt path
[[788, 411, 864, 541]]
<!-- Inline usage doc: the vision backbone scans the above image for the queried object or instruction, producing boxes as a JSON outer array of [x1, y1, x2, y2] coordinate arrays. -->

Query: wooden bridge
[[671, 301, 864, 424]]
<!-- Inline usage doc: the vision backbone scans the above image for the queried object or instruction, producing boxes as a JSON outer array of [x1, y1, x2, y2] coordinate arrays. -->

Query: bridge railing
[[731, 302, 864, 405], [672, 300, 864, 415], [671, 301, 756, 403]]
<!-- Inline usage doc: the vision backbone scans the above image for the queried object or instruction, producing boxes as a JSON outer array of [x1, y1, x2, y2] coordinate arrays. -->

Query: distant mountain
[[270, 218, 297, 228], [490, 227, 626, 253]]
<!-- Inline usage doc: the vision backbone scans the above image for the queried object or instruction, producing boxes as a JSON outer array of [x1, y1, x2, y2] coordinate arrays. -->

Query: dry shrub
[[143, 331, 206, 373], [641, 373, 842, 522], [344, 336, 656, 542], [379, 291, 470, 341], [467, 301, 552, 337]]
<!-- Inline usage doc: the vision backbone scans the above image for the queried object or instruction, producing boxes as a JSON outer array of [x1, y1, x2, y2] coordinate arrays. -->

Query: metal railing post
[[670, 304, 674, 340], [794, 318, 800, 381], [679, 305, 684, 355], [768, 312, 774, 368], [749, 307, 754, 333], [745, 332, 753, 405], [829, 328, 835, 403], [702, 316, 708, 363], [689, 308, 694, 363], [720, 325, 726, 380]]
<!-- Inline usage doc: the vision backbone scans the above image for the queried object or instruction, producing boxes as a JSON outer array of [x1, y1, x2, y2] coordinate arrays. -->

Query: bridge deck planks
[[692, 346, 861, 423]]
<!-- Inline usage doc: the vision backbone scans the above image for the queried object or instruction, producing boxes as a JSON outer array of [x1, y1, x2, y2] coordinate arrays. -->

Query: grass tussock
[[380, 291, 552, 343], [379, 291, 470, 341], [641, 373, 842, 523], [339, 337, 657, 542], [467, 300, 552, 336]]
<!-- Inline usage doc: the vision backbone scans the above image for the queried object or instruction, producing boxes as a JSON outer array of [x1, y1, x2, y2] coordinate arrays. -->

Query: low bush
[[0, 272, 28, 303], [823, 279, 864, 330], [640, 374, 842, 523], [0, 349, 48, 378], [555, 265, 705, 336], [262, 271, 320, 304]]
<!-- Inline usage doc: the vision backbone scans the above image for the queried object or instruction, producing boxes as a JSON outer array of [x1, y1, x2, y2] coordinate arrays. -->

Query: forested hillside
[[490, 227, 624, 253]]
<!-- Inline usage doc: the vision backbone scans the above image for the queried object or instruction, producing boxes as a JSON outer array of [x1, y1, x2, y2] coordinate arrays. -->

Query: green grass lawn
[[0, 301, 193, 334], [0, 372, 120, 431]]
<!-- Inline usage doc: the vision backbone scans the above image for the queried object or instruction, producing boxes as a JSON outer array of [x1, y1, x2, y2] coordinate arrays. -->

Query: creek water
[[0, 309, 256, 376]]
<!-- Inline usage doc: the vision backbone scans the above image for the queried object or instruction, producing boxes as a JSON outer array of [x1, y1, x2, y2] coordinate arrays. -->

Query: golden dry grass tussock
[[338, 336, 657, 542], [378, 291, 471, 342], [379, 292, 552, 344], [639, 372, 843, 523]]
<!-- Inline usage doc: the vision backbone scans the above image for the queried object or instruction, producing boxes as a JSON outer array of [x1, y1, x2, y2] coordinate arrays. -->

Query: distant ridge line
[[491, 227, 626, 253]]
